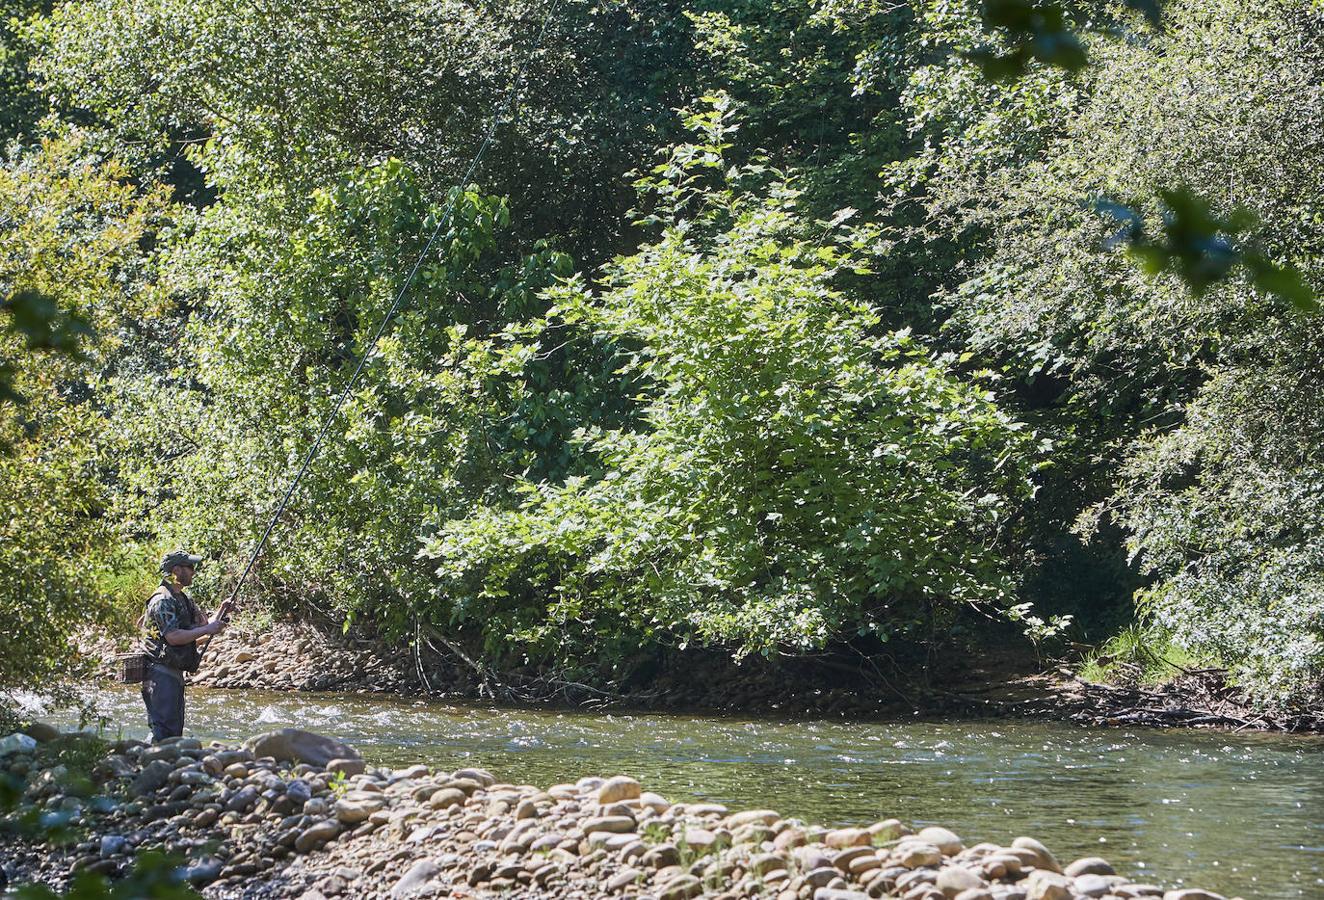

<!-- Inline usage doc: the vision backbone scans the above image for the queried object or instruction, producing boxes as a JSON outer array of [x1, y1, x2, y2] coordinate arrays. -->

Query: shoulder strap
[[142, 583, 179, 663], [137, 585, 166, 631], [180, 590, 202, 623]]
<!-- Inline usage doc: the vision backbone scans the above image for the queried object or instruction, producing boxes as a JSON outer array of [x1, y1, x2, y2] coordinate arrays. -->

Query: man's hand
[[202, 620, 227, 637]]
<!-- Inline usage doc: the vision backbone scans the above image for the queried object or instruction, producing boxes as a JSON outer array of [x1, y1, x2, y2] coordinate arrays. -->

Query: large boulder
[[243, 729, 360, 767]]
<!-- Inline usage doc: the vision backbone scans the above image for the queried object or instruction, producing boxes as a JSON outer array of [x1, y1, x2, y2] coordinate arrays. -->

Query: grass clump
[[1077, 624, 1213, 688]]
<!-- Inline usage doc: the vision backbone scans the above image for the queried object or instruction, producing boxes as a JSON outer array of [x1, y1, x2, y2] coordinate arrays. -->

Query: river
[[34, 684, 1324, 899]]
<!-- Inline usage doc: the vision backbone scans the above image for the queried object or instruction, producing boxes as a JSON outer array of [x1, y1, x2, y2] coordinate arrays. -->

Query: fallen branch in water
[[932, 668, 1323, 733], [416, 624, 636, 708], [1059, 672, 1324, 733], [418, 623, 512, 701]]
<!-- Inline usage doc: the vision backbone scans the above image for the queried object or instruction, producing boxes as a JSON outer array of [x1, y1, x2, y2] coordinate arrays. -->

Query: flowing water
[[34, 685, 1324, 900]]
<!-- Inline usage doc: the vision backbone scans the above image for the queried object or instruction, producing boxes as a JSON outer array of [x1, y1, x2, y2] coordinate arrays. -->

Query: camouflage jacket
[[143, 582, 201, 655]]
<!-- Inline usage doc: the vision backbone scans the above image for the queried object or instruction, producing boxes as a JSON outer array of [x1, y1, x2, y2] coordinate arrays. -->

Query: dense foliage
[[424, 107, 1042, 664], [0, 133, 172, 705], [931, 0, 1324, 706], [1, 0, 1320, 710]]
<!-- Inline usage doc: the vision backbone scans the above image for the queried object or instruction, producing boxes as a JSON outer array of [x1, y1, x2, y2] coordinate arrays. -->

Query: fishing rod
[[204, 0, 561, 647]]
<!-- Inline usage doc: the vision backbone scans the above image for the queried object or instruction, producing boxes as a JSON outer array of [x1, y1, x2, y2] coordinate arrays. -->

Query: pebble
[[749, 852, 787, 876], [805, 866, 840, 888], [183, 859, 223, 885], [1025, 870, 1073, 900], [1065, 856, 1116, 877], [1011, 837, 1062, 874], [869, 818, 905, 841], [658, 873, 702, 900], [643, 843, 681, 868], [286, 780, 313, 806], [833, 846, 873, 870], [826, 827, 871, 849], [98, 835, 127, 858], [684, 802, 728, 817], [640, 790, 670, 812], [607, 867, 642, 889], [727, 808, 780, 828], [680, 827, 718, 850], [452, 767, 494, 787], [898, 868, 938, 891], [954, 890, 993, 900], [130, 760, 173, 795], [427, 788, 465, 810], [326, 758, 365, 777], [295, 820, 341, 853], [918, 826, 965, 856], [936, 866, 985, 897], [334, 796, 381, 824], [1074, 873, 1112, 897], [896, 842, 944, 869], [597, 775, 641, 804], [847, 854, 882, 876], [814, 889, 872, 900], [225, 785, 259, 813], [390, 859, 439, 898], [582, 814, 636, 834]]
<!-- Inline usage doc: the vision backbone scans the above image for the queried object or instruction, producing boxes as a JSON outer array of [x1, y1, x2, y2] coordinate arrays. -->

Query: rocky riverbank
[[187, 623, 417, 695], [2, 723, 1239, 900]]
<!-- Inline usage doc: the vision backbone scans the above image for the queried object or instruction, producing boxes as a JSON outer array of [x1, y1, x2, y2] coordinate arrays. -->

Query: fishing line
[[212, 0, 562, 631]]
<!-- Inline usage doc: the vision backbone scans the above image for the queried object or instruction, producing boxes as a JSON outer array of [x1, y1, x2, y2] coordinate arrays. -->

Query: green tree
[[933, 0, 1324, 705], [0, 0, 49, 143], [0, 133, 174, 707], [422, 104, 1047, 670], [29, 0, 695, 261], [108, 160, 623, 637]]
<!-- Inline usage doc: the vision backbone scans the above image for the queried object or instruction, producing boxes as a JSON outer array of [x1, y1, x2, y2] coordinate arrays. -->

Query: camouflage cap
[[160, 549, 204, 574]]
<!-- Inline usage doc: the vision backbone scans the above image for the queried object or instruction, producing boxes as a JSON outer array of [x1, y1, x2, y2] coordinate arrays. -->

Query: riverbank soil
[[1, 725, 1239, 900], [167, 618, 1324, 733], [182, 620, 1039, 718]]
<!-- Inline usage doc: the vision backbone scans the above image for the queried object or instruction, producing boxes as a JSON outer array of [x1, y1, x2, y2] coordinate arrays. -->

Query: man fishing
[[140, 549, 230, 741]]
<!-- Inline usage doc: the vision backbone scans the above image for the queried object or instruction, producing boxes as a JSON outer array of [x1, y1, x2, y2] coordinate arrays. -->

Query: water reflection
[[33, 685, 1324, 900]]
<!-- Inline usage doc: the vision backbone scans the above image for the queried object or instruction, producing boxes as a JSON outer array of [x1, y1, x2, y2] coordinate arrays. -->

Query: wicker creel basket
[[116, 651, 148, 684]]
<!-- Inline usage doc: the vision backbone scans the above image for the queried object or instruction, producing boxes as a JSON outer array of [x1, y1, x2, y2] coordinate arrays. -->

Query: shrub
[[422, 104, 1046, 667]]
